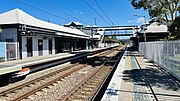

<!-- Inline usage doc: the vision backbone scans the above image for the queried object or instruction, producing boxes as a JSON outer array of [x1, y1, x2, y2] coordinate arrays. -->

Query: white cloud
[[128, 17, 146, 24], [74, 11, 83, 15], [136, 17, 145, 23], [80, 12, 83, 14], [128, 20, 134, 23]]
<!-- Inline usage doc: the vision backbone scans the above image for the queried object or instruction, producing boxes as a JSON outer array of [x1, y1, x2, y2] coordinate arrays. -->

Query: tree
[[104, 36, 119, 42], [168, 16, 180, 39], [130, 0, 180, 40], [131, 0, 179, 26]]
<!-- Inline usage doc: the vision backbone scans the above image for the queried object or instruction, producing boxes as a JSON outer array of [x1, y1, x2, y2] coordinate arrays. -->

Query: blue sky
[[0, 0, 149, 27]]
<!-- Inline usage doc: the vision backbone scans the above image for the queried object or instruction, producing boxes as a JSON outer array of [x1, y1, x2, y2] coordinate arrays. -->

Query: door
[[27, 37, 33, 57], [38, 39, 43, 56], [49, 39, 52, 54]]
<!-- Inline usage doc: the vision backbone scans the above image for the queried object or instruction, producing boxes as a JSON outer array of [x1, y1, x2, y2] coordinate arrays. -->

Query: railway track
[[61, 47, 125, 101], [0, 46, 125, 101], [0, 63, 87, 101], [61, 58, 116, 101]]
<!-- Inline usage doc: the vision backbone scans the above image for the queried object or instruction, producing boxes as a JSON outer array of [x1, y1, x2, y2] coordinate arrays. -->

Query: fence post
[[15, 42, 18, 60], [4, 42, 7, 61]]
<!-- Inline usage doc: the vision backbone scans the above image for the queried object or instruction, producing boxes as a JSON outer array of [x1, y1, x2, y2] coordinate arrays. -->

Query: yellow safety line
[[127, 51, 132, 101]]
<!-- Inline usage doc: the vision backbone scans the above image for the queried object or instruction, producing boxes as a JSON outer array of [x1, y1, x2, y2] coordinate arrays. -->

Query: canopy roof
[[140, 22, 168, 33], [65, 22, 83, 26], [0, 9, 89, 39]]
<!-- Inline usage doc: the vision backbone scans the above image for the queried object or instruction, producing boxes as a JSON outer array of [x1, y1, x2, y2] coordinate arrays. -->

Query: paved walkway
[[101, 47, 180, 101], [135, 51, 180, 101]]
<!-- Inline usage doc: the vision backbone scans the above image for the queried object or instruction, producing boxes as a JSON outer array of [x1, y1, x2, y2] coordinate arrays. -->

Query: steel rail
[[0, 47, 114, 97], [13, 64, 87, 101], [0, 63, 79, 96], [1, 46, 123, 101], [60, 47, 125, 101], [13, 47, 117, 100], [91, 47, 126, 101]]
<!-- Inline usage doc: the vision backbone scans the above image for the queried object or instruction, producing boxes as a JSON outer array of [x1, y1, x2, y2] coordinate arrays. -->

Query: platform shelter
[[0, 9, 89, 60]]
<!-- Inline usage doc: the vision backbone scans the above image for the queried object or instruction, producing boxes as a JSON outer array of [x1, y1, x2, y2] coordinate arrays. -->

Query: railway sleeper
[[89, 80, 99, 84], [1, 97, 11, 101], [78, 88, 92, 93], [41, 88, 49, 92], [47, 85, 53, 89], [86, 84, 99, 89], [82, 84, 96, 88], [75, 91, 92, 97], [82, 88, 93, 92], [85, 81, 98, 85], [27, 95, 35, 100], [87, 82, 99, 87], [35, 91, 43, 96], [67, 97, 86, 101], [76, 91, 92, 95], [61, 78, 67, 81], [70, 94, 88, 100]]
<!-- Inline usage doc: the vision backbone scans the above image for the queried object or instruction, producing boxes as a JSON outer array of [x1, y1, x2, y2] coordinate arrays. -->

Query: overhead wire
[[82, 0, 111, 26], [39, 0, 90, 25], [15, 0, 73, 23], [93, 0, 114, 25]]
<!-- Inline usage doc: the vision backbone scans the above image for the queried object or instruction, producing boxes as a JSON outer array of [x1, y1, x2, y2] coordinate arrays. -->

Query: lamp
[[134, 14, 147, 42], [43, 35, 47, 39]]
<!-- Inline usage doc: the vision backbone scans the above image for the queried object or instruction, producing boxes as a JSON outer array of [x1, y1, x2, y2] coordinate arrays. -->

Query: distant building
[[137, 22, 169, 42], [64, 22, 83, 29], [64, 22, 102, 48], [0, 9, 89, 60], [130, 22, 169, 50]]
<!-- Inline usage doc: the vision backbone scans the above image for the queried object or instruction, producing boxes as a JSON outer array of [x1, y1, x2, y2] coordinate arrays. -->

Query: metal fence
[[139, 41, 180, 80], [0, 42, 19, 61], [0, 42, 5, 61]]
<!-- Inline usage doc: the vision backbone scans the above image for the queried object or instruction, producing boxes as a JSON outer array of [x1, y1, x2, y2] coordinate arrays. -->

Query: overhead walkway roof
[[0, 9, 89, 39]]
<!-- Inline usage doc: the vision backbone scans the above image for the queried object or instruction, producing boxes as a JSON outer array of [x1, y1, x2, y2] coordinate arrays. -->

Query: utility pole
[[0, 27, 2, 33], [134, 14, 147, 42], [93, 18, 96, 26]]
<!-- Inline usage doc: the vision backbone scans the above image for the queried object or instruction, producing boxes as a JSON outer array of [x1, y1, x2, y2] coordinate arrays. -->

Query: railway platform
[[0, 46, 114, 76], [101, 46, 180, 101]]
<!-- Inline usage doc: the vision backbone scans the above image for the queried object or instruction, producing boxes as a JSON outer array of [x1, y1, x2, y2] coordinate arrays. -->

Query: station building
[[0, 9, 90, 60], [130, 22, 169, 50], [137, 22, 169, 42], [64, 22, 102, 48], [64, 22, 83, 29]]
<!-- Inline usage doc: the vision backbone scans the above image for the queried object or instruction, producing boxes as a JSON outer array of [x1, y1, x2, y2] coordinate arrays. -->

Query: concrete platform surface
[[101, 47, 180, 101]]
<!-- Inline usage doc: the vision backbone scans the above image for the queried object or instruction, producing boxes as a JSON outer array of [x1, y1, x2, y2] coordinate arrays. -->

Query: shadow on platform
[[122, 67, 180, 91]]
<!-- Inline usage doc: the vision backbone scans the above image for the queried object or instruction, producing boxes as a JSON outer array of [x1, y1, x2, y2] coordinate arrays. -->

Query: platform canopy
[[0, 9, 89, 39], [140, 22, 168, 33]]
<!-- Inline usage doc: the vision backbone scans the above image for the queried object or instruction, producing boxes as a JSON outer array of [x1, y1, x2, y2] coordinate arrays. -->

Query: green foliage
[[130, 0, 179, 40], [168, 16, 180, 40], [104, 36, 119, 42], [131, 0, 179, 26]]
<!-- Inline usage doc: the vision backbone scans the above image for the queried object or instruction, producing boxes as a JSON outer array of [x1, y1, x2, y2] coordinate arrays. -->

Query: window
[[5, 38, 13, 42]]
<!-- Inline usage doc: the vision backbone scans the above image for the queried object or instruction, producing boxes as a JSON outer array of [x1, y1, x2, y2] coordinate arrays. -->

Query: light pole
[[135, 27, 139, 50], [93, 18, 97, 26], [0, 27, 2, 33], [134, 14, 147, 42], [91, 26, 94, 49]]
